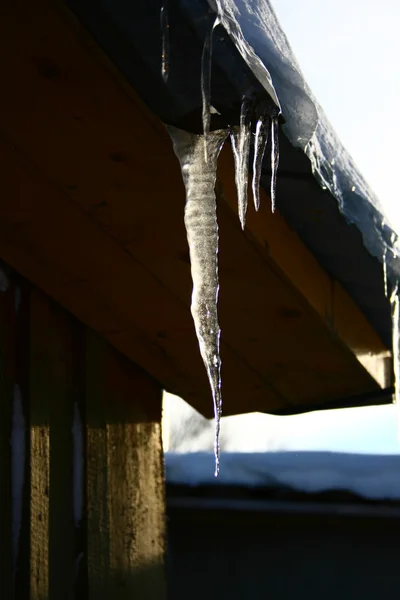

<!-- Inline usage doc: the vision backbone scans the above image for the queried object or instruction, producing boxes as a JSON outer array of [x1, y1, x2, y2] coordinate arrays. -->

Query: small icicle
[[252, 115, 269, 211], [270, 115, 279, 213], [230, 96, 252, 229], [201, 17, 219, 163], [167, 125, 228, 476], [160, 1, 170, 83], [383, 247, 388, 298], [390, 282, 400, 425]]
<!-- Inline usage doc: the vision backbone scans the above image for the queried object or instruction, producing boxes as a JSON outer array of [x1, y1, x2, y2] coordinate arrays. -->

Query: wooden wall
[[0, 264, 166, 600]]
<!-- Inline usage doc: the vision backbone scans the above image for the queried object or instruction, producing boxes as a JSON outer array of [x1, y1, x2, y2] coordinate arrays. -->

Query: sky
[[165, 1, 400, 456], [270, 0, 400, 232]]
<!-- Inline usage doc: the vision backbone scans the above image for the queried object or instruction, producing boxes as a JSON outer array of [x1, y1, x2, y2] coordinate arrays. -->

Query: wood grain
[[85, 329, 166, 599]]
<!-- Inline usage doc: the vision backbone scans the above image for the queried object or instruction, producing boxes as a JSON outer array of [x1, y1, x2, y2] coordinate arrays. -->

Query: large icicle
[[167, 125, 228, 476], [252, 114, 270, 211], [270, 115, 279, 213], [230, 96, 252, 229], [383, 247, 389, 298], [201, 17, 219, 162]]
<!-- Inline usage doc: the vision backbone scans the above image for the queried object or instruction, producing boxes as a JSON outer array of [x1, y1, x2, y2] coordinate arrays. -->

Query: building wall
[[167, 501, 399, 600], [0, 266, 166, 600]]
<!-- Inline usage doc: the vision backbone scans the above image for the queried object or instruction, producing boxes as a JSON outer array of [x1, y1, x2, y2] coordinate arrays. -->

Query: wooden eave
[[0, 0, 391, 417]]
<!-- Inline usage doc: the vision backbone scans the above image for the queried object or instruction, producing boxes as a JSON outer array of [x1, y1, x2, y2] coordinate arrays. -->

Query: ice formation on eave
[[209, 0, 400, 275], [167, 125, 228, 475], [168, 8, 282, 473], [208, 0, 400, 429], [167, 0, 400, 473], [168, 106, 281, 473]]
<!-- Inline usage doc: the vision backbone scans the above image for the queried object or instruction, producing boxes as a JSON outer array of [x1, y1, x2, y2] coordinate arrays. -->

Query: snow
[[270, 0, 400, 234], [209, 0, 400, 278], [211, 0, 281, 112], [163, 396, 400, 501], [166, 451, 400, 501]]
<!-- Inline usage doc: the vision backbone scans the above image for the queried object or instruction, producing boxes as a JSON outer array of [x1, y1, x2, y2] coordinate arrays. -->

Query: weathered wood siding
[[0, 265, 166, 600]]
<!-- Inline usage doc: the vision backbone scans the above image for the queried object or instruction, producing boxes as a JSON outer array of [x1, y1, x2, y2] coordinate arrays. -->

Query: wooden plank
[[48, 307, 76, 600], [0, 0, 387, 416], [217, 147, 390, 388], [85, 332, 109, 598], [0, 265, 15, 599], [86, 329, 166, 599], [29, 289, 76, 600], [0, 130, 283, 417]]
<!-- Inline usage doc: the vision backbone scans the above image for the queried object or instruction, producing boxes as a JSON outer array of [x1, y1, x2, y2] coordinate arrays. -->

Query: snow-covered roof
[[211, 0, 400, 280], [166, 451, 400, 502]]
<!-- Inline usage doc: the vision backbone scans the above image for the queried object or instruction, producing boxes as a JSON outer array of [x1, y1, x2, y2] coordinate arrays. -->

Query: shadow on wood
[[0, 268, 166, 600]]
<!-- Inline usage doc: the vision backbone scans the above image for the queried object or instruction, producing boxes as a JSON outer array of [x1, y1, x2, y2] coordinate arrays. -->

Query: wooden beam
[[29, 288, 76, 600], [0, 0, 389, 417], [217, 147, 391, 389], [0, 133, 280, 416], [85, 329, 166, 599]]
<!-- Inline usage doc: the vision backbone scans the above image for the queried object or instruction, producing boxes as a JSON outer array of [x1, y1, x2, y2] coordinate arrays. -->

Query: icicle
[[252, 115, 269, 211], [201, 17, 219, 162], [230, 96, 252, 229], [270, 116, 279, 213], [160, 1, 170, 83], [167, 125, 228, 476], [383, 247, 388, 298], [390, 282, 400, 423]]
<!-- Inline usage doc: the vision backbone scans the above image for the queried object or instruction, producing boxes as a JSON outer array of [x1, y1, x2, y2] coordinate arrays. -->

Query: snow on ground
[[163, 393, 400, 501], [166, 451, 400, 500]]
